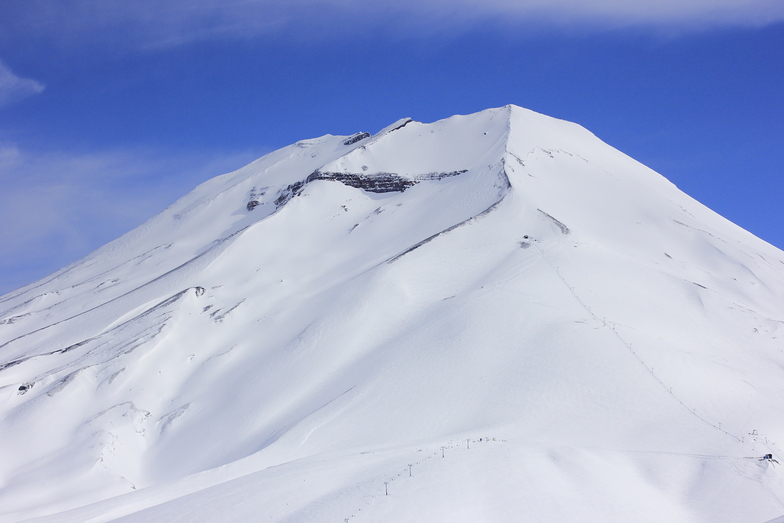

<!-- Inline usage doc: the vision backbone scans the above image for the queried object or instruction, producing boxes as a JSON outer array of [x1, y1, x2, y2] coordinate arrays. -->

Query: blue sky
[[0, 0, 782, 296]]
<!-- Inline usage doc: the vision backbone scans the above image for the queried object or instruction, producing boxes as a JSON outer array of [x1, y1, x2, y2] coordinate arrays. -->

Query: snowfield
[[1, 105, 783, 522]]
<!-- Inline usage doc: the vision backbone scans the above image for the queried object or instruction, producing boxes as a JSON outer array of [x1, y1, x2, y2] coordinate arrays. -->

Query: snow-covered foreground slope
[[1, 106, 783, 522]]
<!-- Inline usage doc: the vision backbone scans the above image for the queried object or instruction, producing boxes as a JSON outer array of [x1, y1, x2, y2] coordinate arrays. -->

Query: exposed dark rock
[[308, 169, 468, 193], [246, 187, 268, 211], [343, 132, 371, 146], [308, 171, 416, 193], [17, 382, 33, 395], [272, 169, 468, 209], [386, 118, 413, 134], [274, 180, 306, 207]]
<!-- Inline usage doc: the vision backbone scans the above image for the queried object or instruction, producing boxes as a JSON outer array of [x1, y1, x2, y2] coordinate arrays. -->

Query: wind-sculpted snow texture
[[1, 106, 783, 523]]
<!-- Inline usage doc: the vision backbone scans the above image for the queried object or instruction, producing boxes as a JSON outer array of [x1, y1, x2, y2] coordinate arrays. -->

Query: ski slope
[[1, 105, 783, 522]]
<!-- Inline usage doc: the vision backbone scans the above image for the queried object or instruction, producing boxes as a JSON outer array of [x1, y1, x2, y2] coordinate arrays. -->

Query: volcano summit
[[1, 106, 783, 522]]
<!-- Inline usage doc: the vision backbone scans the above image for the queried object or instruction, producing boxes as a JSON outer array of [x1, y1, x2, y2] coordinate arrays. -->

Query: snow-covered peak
[[1, 107, 783, 523]]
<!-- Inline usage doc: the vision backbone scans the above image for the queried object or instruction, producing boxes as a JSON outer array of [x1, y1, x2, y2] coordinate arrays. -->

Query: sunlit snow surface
[[1, 106, 783, 522]]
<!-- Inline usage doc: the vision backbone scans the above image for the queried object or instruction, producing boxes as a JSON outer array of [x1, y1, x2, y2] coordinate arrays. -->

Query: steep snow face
[[1, 106, 783, 523]]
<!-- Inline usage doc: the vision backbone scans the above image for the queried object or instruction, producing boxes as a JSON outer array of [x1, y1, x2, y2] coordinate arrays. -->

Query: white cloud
[[0, 143, 266, 295], [420, 0, 784, 25], [1, 0, 783, 51], [0, 61, 44, 107]]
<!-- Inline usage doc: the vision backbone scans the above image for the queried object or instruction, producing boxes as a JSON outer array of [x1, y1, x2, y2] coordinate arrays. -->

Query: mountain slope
[[1, 106, 783, 522]]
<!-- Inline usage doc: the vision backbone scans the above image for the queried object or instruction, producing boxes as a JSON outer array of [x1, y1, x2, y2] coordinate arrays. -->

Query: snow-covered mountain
[[1, 105, 783, 523]]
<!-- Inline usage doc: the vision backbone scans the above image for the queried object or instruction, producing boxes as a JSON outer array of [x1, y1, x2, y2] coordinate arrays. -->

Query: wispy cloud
[[448, 0, 784, 25], [0, 143, 265, 295], [1, 0, 782, 51], [0, 61, 44, 107]]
